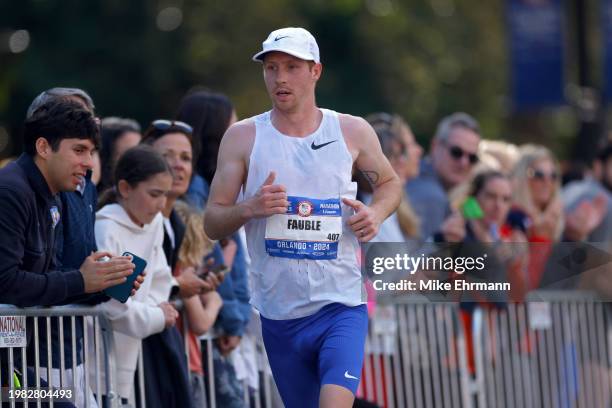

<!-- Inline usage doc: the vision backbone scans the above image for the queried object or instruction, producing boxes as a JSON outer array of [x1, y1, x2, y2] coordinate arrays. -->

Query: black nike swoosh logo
[[311, 140, 337, 150], [274, 35, 290, 41]]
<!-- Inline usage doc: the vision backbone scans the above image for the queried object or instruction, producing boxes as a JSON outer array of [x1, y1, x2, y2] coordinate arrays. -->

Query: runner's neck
[[270, 106, 322, 138]]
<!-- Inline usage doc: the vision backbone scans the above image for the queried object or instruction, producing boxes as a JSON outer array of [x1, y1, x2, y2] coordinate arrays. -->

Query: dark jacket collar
[[16, 153, 55, 203]]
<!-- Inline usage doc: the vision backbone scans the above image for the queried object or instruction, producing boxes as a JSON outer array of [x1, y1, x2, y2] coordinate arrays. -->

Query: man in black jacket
[[0, 99, 135, 305], [0, 99, 135, 404]]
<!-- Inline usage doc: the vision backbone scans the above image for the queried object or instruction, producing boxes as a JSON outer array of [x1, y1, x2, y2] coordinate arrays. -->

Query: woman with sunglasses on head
[[509, 144, 564, 242], [140, 119, 227, 408], [503, 144, 564, 291]]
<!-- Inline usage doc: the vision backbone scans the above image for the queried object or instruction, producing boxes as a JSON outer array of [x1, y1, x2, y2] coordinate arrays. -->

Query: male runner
[[204, 27, 401, 407]]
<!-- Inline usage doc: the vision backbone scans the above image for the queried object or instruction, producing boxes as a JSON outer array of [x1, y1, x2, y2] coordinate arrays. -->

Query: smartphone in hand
[[103, 252, 147, 303]]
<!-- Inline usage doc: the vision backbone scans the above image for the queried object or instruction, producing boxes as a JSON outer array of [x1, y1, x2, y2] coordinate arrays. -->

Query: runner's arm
[[204, 122, 253, 240], [341, 115, 402, 237]]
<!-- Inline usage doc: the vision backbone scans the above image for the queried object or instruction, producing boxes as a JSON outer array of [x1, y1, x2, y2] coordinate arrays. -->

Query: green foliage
[[0, 0, 514, 157]]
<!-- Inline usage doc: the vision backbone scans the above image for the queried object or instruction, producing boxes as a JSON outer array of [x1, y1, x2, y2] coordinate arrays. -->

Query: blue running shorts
[[261, 303, 368, 408]]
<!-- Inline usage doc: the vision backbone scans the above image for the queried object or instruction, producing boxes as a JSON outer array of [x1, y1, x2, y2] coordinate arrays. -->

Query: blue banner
[[507, 0, 565, 109], [603, 0, 612, 103]]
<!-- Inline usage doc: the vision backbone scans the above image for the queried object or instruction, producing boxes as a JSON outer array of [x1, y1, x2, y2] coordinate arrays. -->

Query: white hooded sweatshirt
[[93, 203, 173, 399]]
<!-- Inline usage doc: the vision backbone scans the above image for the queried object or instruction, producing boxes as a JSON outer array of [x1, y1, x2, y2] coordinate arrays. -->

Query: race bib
[[265, 196, 342, 260]]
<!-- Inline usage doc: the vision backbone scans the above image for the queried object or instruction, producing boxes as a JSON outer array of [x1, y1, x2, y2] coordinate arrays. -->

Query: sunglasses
[[151, 119, 193, 135], [528, 168, 558, 181], [447, 144, 479, 165]]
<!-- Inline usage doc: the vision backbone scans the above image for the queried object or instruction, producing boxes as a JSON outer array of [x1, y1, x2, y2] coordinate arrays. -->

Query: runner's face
[[263, 52, 321, 112]]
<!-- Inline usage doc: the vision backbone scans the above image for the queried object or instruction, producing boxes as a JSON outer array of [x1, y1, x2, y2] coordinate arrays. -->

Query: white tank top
[[243, 108, 364, 320]]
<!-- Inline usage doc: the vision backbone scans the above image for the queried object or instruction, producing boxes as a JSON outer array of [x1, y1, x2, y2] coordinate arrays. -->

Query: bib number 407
[[327, 233, 340, 241]]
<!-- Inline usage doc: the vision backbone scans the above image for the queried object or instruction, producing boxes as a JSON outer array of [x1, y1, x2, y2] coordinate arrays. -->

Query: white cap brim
[[252, 48, 318, 63]]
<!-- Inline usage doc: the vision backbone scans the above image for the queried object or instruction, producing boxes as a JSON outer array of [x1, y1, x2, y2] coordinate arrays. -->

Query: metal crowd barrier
[[6, 292, 608, 408], [0, 304, 121, 408], [360, 291, 611, 408], [470, 291, 610, 408], [182, 317, 278, 408], [137, 308, 282, 408], [361, 298, 469, 408]]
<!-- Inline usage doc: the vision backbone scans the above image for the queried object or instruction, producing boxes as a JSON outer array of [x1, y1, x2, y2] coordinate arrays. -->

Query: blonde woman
[[173, 200, 223, 407], [506, 145, 564, 290], [510, 144, 564, 242]]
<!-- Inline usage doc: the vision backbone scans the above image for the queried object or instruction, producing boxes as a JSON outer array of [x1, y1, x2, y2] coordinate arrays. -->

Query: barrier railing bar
[[407, 305, 424, 408], [572, 302, 586, 408], [483, 309, 497, 408], [382, 333, 394, 408], [456, 309, 471, 408], [426, 306, 442, 408], [587, 302, 604, 407], [508, 306, 523, 408], [545, 305, 560, 408], [34, 316, 41, 407], [594, 303, 610, 404], [137, 344, 146, 408], [21, 344, 28, 406], [8, 345, 15, 408], [391, 305, 404, 408], [417, 305, 434, 408], [435, 306, 451, 408], [83, 316, 90, 408], [472, 308, 486, 408], [535, 320, 550, 408], [206, 336, 216, 408], [517, 304, 534, 408], [94, 317, 102, 408], [397, 305, 413, 408], [58, 316, 65, 389], [445, 307, 460, 408], [70, 315, 76, 408], [492, 310, 505, 408]]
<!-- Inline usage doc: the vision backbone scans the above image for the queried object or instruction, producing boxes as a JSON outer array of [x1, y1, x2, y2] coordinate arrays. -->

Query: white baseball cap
[[252, 27, 320, 63]]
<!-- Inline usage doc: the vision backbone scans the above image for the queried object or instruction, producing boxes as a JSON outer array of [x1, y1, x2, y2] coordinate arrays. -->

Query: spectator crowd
[[1, 86, 611, 408]]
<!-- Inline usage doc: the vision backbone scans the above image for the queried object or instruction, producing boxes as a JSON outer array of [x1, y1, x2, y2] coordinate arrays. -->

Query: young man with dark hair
[[0, 99, 135, 405], [0, 98, 135, 306], [24, 89, 140, 407]]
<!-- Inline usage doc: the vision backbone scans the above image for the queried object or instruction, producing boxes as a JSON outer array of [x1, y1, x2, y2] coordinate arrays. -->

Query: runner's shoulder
[[337, 113, 375, 144], [225, 117, 256, 139], [222, 118, 256, 155]]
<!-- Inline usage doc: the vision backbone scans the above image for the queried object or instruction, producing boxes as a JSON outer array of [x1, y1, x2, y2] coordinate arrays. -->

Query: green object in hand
[[462, 196, 484, 219], [13, 372, 21, 388]]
